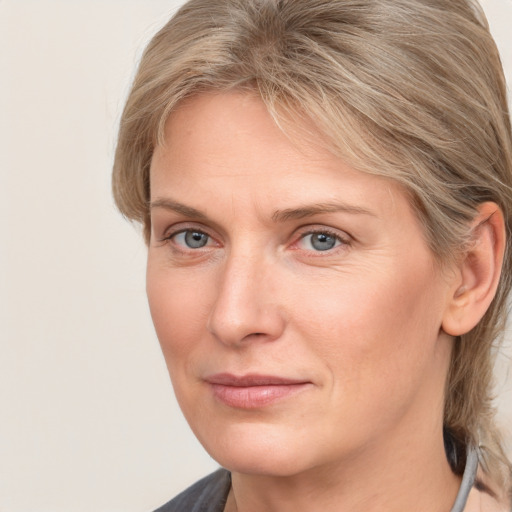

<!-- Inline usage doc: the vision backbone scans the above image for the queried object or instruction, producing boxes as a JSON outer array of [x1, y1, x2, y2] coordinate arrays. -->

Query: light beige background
[[1, 1, 511, 511]]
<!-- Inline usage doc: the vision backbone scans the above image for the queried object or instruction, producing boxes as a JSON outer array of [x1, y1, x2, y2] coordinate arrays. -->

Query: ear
[[442, 202, 506, 337]]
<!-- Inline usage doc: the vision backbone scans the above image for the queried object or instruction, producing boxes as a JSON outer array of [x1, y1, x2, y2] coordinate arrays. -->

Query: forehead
[[149, 92, 431, 254], [153, 93, 394, 195]]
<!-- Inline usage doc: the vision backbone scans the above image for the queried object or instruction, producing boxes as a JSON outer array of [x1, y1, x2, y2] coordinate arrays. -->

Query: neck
[[225, 424, 461, 512]]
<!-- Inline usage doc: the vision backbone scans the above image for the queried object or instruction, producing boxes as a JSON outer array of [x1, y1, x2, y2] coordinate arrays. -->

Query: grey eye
[[303, 232, 340, 251], [175, 230, 210, 248]]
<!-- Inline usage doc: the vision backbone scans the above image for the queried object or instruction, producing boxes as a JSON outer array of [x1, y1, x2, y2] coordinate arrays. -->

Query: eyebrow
[[150, 198, 375, 222], [271, 202, 376, 223], [149, 198, 208, 219]]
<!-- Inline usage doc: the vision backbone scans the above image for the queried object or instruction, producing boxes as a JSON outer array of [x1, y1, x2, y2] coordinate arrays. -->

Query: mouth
[[205, 373, 312, 409]]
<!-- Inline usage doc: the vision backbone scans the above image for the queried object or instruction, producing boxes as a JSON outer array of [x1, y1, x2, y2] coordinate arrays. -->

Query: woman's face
[[147, 92, 457, 476]]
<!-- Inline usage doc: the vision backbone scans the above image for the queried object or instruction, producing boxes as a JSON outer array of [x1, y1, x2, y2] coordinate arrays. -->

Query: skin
[[146, 92, 502, 512]]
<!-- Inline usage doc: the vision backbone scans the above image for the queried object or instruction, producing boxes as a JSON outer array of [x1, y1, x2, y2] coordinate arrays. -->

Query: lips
[[205, 373, 311, 409]]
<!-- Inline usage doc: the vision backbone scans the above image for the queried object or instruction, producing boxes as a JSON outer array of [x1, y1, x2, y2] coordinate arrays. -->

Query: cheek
[[299, 262, 446, 393], [146, 262, 213, 365]]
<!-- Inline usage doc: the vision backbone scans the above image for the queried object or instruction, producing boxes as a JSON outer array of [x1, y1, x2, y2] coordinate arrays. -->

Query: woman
[[113, 0, 512, 510]]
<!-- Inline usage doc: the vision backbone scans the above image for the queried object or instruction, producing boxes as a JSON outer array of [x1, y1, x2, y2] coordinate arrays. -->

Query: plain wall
[[1, 1, 511, 511]]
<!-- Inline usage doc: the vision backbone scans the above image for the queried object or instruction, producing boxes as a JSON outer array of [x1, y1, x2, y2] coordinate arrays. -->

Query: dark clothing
[[154, 469, 230, 512]]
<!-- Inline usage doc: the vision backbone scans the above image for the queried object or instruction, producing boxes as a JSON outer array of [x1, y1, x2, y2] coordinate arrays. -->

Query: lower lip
[[209, 383, 310, 409]]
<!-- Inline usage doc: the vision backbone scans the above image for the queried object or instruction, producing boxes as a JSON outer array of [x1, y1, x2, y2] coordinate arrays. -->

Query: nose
[[207, 251, 286, 347]]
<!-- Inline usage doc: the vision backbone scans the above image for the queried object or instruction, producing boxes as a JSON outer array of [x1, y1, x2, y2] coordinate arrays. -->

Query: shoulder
[[154, 468, 231, 512]]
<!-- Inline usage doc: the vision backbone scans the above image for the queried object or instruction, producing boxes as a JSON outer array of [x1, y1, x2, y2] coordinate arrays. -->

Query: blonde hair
[[113, 0, 512, 495]]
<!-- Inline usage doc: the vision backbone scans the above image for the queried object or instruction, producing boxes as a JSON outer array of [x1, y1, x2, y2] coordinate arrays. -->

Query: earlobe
[[441, 202, 506, 337]]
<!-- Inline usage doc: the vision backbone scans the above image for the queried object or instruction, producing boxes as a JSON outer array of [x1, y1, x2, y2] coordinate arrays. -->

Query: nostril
[[243, 332, 264, 339], [239, 332, 268, 343], [207, 288, 286, 346]]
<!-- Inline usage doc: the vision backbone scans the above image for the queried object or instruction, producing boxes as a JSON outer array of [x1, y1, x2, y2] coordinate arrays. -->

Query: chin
[[213, 447, 313, 477], [193, 420, 322, 477]]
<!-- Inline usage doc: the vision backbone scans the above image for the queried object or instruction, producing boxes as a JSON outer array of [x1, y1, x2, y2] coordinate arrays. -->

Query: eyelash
[[294, 228, 351, 253], [159, 227, 214, 249], [159, 226, 351, 254]]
